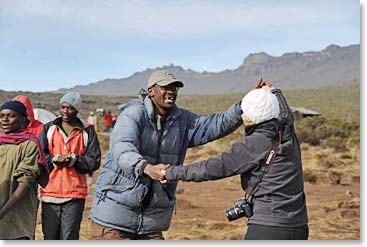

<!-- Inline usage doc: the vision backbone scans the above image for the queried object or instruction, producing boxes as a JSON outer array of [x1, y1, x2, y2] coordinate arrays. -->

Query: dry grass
[[301, 144, 360, 185], [34, 120, 360, 240], [164, 218, 246, 240], [163, 138, 360, 240], [3, 81, 358, 240]]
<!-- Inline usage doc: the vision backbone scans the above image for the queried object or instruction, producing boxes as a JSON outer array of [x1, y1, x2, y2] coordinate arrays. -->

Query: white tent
[[33, 108, 57, 124]]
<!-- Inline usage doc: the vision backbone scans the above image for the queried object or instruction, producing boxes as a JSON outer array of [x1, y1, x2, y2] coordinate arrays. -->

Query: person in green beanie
[[38, 92, 101, 240]]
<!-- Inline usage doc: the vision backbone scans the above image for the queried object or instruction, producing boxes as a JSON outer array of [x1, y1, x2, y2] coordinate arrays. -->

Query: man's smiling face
[[148, 82, 180, 116]]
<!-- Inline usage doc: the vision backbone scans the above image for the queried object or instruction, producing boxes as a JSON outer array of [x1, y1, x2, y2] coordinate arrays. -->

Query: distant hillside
[[55, 44, 359, 96], [1, 80, 359, 123]]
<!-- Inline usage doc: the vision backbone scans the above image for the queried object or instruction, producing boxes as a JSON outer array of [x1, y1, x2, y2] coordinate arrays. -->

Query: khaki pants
[[91, 220, 164, 240]]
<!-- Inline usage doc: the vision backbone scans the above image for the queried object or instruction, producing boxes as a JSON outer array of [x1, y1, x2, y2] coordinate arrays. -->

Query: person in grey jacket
[[162, 84, 309, 240], [89, 70, 244, 240]]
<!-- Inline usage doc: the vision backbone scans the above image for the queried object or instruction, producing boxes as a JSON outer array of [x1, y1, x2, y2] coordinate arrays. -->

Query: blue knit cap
[[0, 100, 28, 117], [0, 100, 30, 125], [60, 92, 82, 112]]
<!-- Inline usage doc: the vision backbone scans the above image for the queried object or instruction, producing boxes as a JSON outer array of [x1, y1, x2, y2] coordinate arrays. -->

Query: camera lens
[[225, 208, 239, 221]]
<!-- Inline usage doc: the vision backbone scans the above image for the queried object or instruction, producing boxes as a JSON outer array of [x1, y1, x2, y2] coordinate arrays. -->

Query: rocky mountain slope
[[54, 44, 359, 96]]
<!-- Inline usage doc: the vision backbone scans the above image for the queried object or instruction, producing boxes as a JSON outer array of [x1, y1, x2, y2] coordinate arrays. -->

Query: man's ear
[[148, 87, 154, 97]]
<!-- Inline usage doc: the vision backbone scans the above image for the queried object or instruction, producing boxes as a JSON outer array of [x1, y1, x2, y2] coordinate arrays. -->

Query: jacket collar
[[52, 116, 86, 130], [245, 118, 279, 138]]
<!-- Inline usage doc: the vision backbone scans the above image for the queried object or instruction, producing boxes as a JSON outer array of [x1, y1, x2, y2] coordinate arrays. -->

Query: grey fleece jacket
[[165, 90, 308, 227]]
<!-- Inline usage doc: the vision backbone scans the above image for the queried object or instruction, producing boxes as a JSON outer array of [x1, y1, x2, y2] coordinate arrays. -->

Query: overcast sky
[[0, 0, 361, 92]]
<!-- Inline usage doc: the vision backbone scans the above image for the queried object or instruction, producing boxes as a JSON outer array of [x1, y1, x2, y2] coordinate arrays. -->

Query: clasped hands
[[52, 153, 75, 168], [143, 163, 170, 184]]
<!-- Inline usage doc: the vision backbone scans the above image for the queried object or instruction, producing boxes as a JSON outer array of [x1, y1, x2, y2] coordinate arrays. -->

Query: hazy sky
[[0, 0, 361, 92]]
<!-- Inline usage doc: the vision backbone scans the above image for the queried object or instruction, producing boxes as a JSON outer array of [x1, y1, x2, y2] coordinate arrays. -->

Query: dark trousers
[[41, 199, 85, 240], [244, 224, 309, 240]]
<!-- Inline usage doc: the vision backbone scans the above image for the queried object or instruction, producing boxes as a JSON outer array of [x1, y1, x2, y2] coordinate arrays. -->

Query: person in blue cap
[[89, 70, 244, 239]]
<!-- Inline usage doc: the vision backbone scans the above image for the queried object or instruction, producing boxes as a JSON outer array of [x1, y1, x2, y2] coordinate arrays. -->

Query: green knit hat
[[60, 92, 82, 112]]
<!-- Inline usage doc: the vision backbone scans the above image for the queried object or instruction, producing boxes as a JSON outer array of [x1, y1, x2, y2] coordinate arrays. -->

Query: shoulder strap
[[246, 131, 282, 197]]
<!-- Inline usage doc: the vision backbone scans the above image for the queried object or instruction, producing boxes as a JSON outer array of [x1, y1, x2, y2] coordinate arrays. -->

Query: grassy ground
[[2, 81, 359, 240], [0, 80, 359, 121], [35, 133, 360, 240]]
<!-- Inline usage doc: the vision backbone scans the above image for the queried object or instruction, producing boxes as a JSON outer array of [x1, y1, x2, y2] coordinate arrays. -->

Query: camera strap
[[245, 131, 282, 200]]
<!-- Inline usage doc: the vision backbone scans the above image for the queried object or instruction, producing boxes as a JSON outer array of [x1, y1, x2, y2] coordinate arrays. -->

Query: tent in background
[[33, 108, 57, 124]]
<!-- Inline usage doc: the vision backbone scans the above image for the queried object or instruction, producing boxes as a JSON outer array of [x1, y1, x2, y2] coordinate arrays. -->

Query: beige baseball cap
[[147, 70, 184, 88]]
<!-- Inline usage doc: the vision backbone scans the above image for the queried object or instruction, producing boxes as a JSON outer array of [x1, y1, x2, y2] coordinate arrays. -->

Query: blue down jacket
[[89, 94, 243, 234]]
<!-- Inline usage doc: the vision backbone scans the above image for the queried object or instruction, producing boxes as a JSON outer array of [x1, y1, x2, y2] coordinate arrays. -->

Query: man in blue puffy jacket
[[89, 70, 243, 239]]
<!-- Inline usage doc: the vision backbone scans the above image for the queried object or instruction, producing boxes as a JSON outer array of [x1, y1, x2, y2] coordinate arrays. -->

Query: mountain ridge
[[54, 44, 360, 96]]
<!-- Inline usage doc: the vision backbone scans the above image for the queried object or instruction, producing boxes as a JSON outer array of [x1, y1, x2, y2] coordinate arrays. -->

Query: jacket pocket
[[102, 175, 149, 209], [148, 181, 176, 208], [101, 183, 134, 193]]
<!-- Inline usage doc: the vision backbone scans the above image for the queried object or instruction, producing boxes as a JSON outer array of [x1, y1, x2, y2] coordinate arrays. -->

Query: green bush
[[295, 116, 359, 147]]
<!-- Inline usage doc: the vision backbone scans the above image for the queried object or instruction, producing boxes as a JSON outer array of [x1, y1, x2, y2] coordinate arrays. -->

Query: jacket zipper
[[137, 119, 163, 233]]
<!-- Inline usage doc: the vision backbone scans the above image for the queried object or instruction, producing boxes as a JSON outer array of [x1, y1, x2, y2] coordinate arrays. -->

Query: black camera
[[225, 199, 253, 221]]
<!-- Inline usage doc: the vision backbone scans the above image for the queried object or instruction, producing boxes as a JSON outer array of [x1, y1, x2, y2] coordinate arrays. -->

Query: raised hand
[[254, 77, 274, 91], [254, 77, 264, 89]]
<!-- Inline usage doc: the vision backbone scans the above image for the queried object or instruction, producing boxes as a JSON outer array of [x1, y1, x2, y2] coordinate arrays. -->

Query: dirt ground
[[167, 179, 360, 240], [35, 174, 360, 240], [34, 134, 360, 240]]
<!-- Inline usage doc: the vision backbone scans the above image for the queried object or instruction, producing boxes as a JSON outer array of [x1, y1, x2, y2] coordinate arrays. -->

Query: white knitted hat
[[240, 88, 279, 124]]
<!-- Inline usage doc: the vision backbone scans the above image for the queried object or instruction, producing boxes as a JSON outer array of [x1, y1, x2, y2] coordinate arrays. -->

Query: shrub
[[328, 171, 342, 185], [295, 116, 359, 147], [316, 153, 347, 169], [315, 153, 331, 168], [300, 143, 310, 151], [347, 131, 360, 147], [340, 154, 352, 159], [322, 136, 348, 152], [303, 169, 318, 183]]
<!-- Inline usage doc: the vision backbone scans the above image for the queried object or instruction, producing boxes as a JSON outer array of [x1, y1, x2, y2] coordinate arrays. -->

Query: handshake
[[143, 163, 171, 184]]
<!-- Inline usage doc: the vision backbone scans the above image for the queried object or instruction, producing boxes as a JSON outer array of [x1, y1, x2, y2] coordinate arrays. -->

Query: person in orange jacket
[[38, 92, 101, 240], [12, 95, 44, 137]]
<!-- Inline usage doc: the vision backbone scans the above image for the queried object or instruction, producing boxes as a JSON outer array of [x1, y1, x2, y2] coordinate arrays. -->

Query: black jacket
[[165, 90, 308, 227]]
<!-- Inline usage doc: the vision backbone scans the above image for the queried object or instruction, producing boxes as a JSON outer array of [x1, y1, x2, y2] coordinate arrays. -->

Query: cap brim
[[156, 79, 184, 88]]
